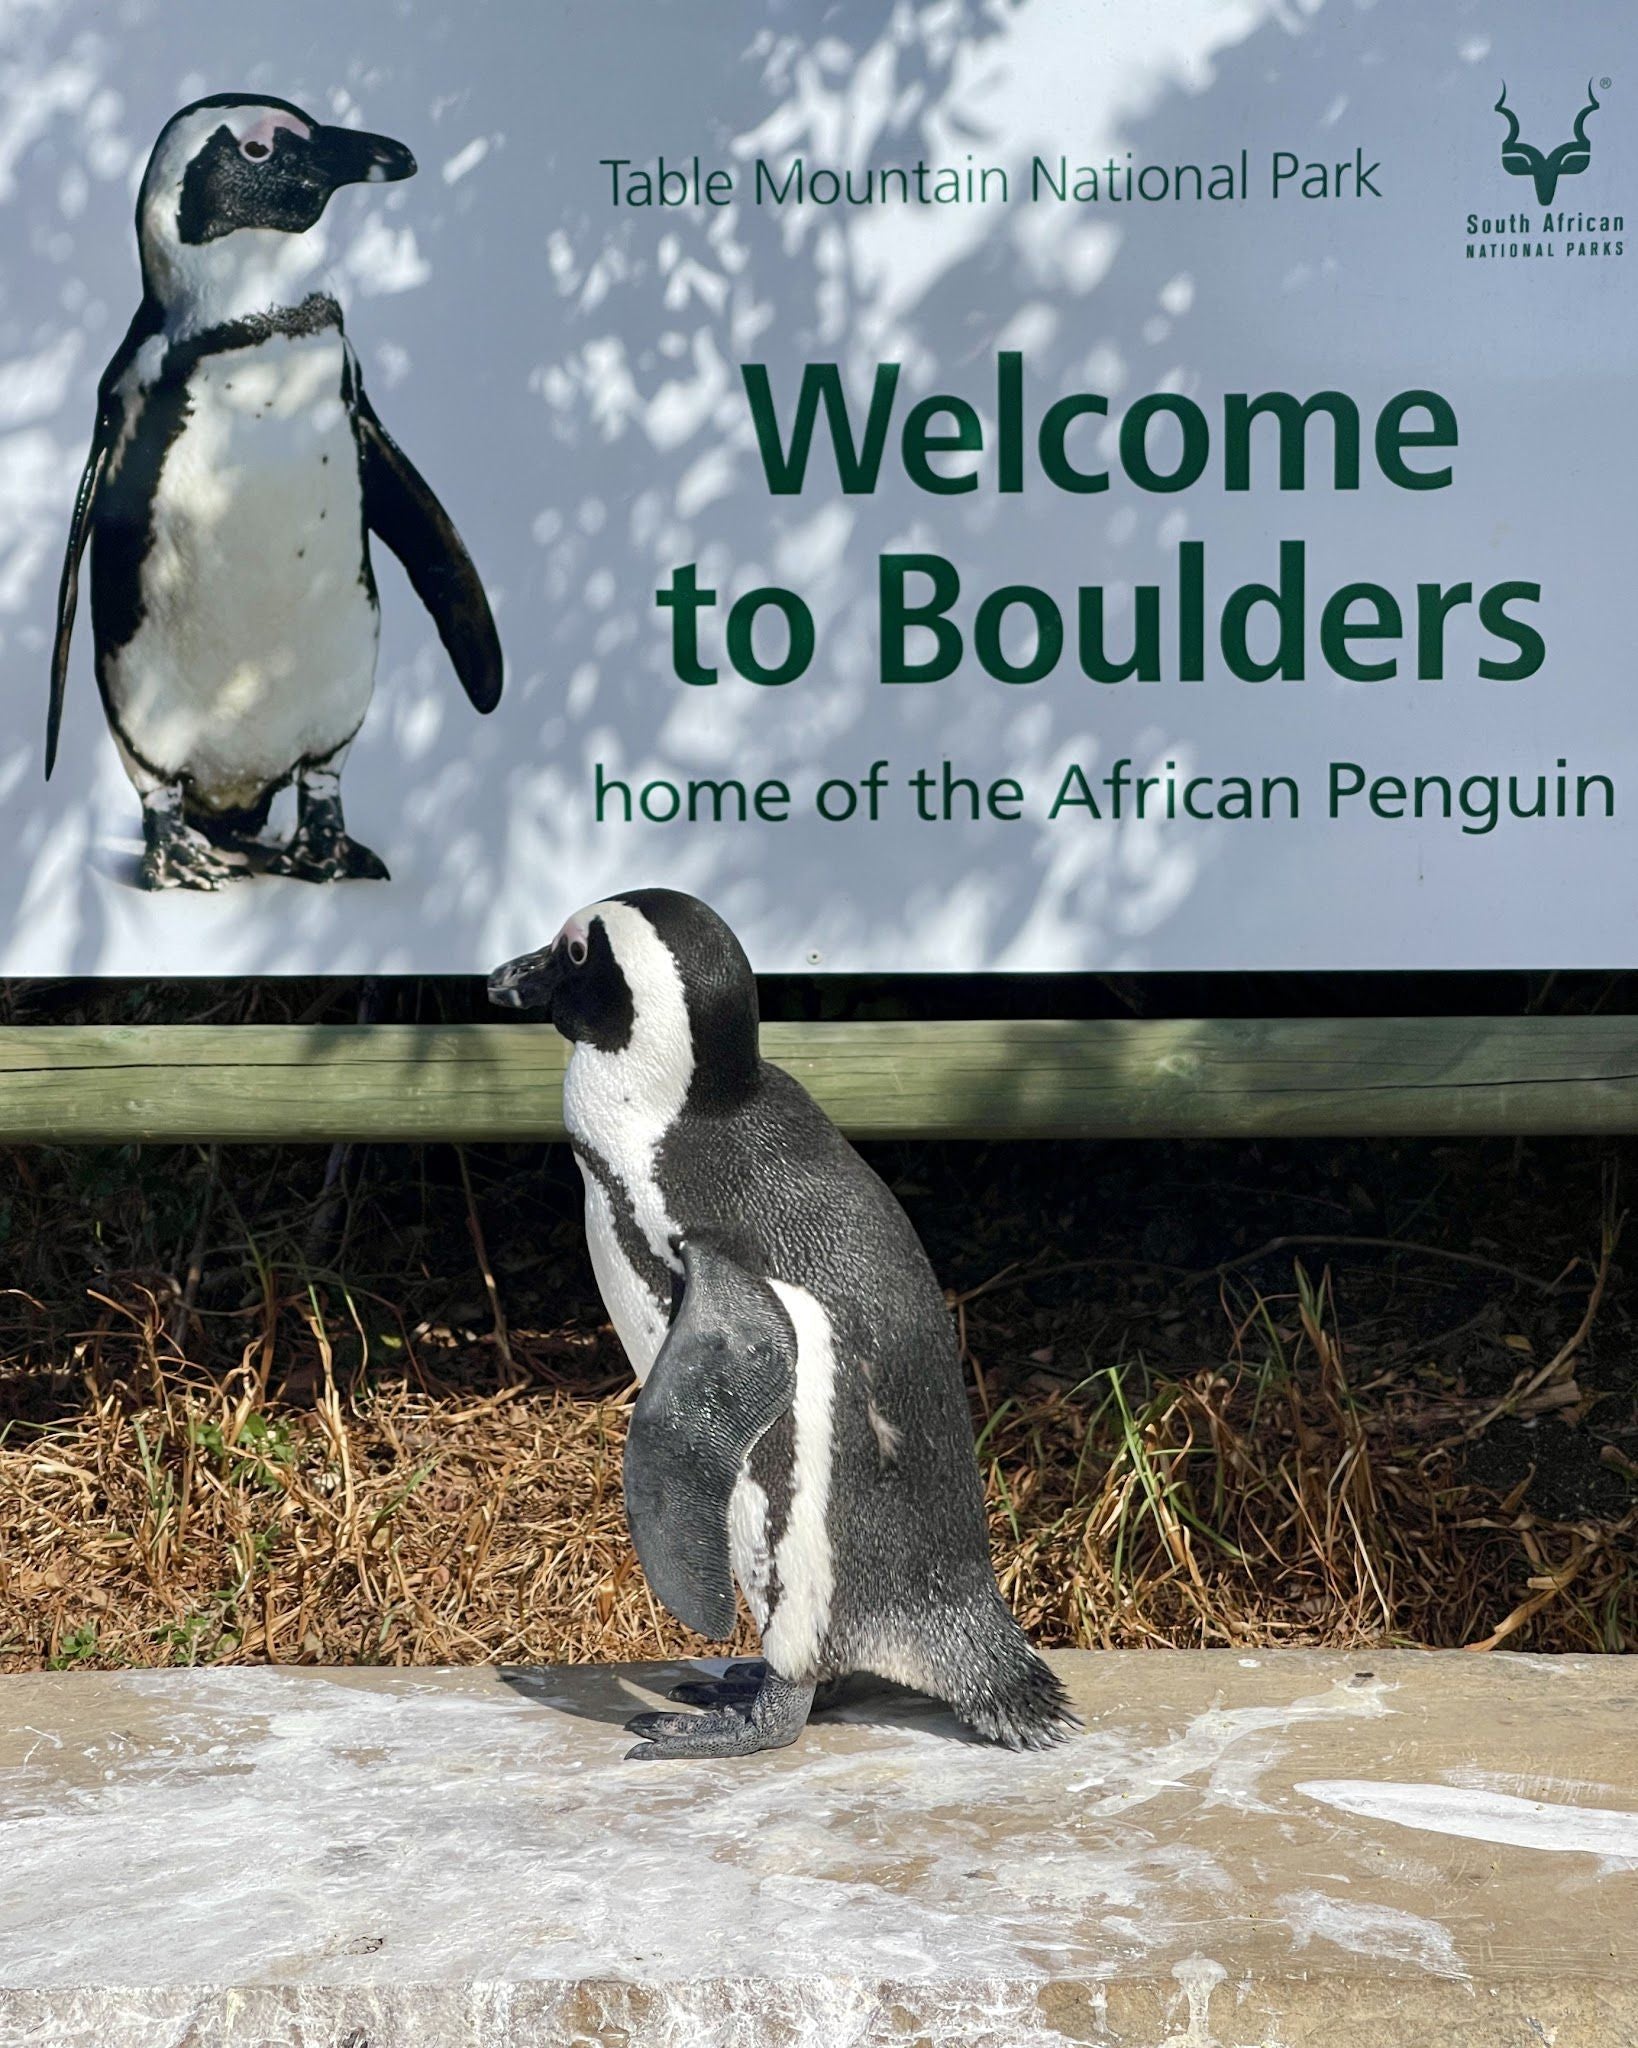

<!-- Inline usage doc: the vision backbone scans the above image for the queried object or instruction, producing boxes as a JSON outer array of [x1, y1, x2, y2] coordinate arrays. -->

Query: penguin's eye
[[567, 936, 589, 967], [241, 138, 272, 161]]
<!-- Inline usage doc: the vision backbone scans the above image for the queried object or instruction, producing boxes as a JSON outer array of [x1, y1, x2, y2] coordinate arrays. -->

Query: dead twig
[[1465, 1547, 1590, 1653], [455, 1148, 515, 1375], [1444, 1194, 1624, 1449], [169, 1145, 220, 1354], [1197, 1234, 1576, 1296]]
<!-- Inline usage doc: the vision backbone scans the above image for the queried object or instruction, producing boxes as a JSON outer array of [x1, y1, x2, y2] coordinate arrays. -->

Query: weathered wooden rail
[[1, 1015, 1635, 1142]]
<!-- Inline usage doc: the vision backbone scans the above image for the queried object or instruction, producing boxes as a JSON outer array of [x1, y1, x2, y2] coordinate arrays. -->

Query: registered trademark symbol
[[1600, 76, 1612, 91]]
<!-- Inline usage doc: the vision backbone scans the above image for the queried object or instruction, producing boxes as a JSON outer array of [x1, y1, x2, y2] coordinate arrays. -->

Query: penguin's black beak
[[307, 123, 417, 192], [488, 944, 562, 1014]]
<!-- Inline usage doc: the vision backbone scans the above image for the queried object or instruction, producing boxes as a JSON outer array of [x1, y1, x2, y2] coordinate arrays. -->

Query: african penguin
[[489, 891, 1074, 1760], [49, 93, 503, 890]]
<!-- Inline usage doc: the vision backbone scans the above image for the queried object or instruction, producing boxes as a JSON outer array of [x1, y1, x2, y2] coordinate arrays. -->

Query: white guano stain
[[1274, 1889, 1466, 1979], [1071, 1674, 1391, 1812], [1161, 1954, 1226, 2045], [0, 1668, 1403, 1998], [11, 1656, 1629, 2024], [0, 1672, 1161, 1991], [1156, 1953, 1280, 2048], [1299, 1779, 1638, 1861]]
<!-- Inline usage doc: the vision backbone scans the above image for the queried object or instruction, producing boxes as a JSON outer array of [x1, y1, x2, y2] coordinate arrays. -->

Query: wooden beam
[[0, 1017, 1635, 1143]]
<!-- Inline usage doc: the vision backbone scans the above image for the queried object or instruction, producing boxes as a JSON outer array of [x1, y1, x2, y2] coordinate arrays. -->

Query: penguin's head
[[489, 890, 760, 1107], [136, 94, 416, 329]]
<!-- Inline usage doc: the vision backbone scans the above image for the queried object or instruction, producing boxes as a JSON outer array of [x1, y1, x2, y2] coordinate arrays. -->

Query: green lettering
[[741, 360, 900, 494], [1220, 541, 1306, 681], [976, 585, 1063, 684], [1477, 581, 1545, 681], [1049, 764, 1103, 818], [1224, 390, 1361, 491], [902, 395, 983, 495], [725, 587, 814, 685], [1120, 393, 1209, 493], [1039, 394, 1108, 493], [1376, 389, 1458, 491], [880, 553, 962, 683], [1319, 582, 1401, 681], [1415, 582, 1471, 680]]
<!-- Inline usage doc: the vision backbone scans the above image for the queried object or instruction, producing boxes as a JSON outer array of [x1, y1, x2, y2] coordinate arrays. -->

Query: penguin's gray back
[[667, 1067, 1003, 1673], [92, 301, 377, 813]]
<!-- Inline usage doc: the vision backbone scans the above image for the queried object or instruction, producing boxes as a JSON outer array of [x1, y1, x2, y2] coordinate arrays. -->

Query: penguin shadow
[[86, 831, 317, 892], [497, 1661, 988, 1748], [86, 838, 150, 892]]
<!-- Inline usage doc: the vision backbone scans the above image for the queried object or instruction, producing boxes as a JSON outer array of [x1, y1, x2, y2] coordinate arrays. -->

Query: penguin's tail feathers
[[946, 1595, 1077, 1751]]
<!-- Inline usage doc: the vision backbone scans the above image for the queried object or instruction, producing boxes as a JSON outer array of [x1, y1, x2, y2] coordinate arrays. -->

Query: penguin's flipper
[[624, 1239, 798, 1641], [49, 298, 164, 780], [47, 433, 108, 780], [351, 365, 504, 713]]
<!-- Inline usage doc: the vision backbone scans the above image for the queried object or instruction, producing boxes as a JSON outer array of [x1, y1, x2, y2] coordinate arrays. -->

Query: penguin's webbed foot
[[623, 1706, 793, 1760], [625, 1669, 815, 1761], [139, 816, 243, 893], [266, 824, 390, 884], [665, 1660, 766, 1710], [265, 772, 388, 883], [668, 1661, 849, 1715]]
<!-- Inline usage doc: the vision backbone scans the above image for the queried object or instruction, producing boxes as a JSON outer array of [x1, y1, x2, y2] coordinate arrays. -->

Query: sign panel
[[1, 0, 1633, 973]]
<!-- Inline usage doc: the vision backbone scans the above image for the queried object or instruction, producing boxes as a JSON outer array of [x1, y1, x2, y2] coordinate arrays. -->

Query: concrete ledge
[[2, 1651, 1635, 2047]]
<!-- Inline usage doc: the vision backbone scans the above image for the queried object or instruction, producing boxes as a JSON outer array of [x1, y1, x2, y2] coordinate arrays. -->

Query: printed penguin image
[[48, 94, 502, 890], [489, 890, 1074, 1759]]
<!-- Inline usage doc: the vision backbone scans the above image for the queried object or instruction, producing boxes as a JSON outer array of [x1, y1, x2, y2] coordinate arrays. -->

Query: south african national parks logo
[[1467, 77, 1623, 261], [1495, 80, 1599, 203]]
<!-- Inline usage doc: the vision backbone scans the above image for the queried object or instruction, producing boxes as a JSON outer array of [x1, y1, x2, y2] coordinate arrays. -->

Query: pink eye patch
[[236, 111, 310, 157]]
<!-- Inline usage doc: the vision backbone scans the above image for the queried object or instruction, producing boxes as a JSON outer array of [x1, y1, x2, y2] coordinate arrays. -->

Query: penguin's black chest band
[[571, 1139, 676, 1309]]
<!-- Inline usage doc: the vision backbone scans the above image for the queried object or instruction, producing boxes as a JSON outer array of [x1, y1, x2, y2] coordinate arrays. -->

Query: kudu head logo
[[1494, 81, 1600, 204]]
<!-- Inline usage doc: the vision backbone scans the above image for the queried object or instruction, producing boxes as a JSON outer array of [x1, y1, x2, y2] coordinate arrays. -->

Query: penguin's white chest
[[563, 1047, 683, 1383], [105, 330, 378, 811]]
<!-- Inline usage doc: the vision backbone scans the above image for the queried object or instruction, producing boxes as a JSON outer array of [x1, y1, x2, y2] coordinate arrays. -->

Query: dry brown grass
[[4, 1195, 1632, 1671], [984, 1267, 1635, 1657], [3, 1314, 687, 1671]]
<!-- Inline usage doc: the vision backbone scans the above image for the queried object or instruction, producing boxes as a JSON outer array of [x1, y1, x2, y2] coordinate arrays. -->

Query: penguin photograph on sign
[[489, 889, 1076, 1759], [48, 93, 503, 892]]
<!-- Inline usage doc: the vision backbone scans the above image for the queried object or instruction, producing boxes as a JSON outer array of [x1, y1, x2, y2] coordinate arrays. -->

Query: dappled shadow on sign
[[0, 0, 1574, 976]]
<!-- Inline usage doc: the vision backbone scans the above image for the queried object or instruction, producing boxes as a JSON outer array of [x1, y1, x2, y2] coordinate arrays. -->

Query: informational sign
[[2, 0, 1633, 973]]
